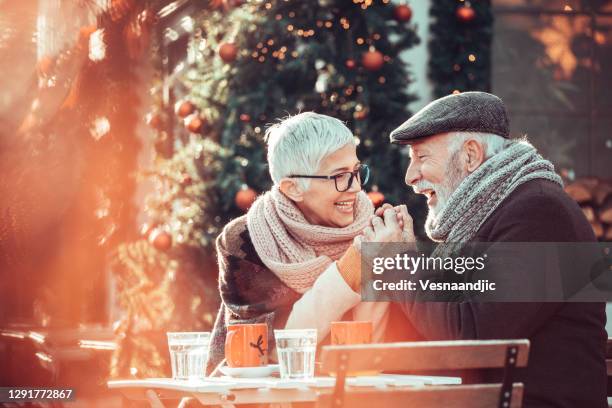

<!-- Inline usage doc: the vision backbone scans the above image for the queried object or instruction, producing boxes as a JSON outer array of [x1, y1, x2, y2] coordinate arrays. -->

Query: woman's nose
[[348, 176, 362, 192]]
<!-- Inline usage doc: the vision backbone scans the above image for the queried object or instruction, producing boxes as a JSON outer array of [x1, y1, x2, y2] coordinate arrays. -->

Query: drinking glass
[[274, 329, 317, 379], [167, 332, 210, 380]]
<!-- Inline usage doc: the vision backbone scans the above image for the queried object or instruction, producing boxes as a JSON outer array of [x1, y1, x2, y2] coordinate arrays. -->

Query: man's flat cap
[[390, 91, 510, 144]]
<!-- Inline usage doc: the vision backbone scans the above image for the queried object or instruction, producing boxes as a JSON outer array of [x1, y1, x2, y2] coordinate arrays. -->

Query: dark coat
[[397, 179, 607, 407]]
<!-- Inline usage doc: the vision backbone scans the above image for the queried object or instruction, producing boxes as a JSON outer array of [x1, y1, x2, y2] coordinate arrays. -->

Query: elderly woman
[[205, 112, 395, 374]]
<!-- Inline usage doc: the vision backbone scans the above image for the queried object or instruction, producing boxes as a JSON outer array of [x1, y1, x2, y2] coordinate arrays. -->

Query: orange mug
[[331, 321, 375, 376], [331, 321, 373, 345], [225, 323, 268, 367]]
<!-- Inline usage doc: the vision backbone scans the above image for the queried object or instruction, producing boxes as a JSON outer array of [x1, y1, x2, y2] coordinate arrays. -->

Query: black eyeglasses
[[288, 164, 370, 192]]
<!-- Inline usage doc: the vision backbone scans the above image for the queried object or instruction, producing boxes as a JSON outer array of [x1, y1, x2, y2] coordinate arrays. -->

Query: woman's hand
[[374, 203, 416, 243]]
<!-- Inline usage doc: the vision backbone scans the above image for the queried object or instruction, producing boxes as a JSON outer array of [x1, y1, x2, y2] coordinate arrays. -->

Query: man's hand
[[374, 203, 416, 243]]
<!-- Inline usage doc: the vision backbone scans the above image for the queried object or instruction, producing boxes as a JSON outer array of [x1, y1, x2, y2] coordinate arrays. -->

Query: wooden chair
[[317, 339, 530, 408]]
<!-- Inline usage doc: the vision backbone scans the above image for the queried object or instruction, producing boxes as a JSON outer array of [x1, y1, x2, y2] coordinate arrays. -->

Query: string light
[[468, 54, 476, 62], [356, 37, 365, 45], [287, 24, 294, 32], [275, 14, 282, 20], [90, 116, 110, 140], [453, 64, 461, 71], [288, 11, 296, 18], [452, 90, 461, 94], [325, 21, 333, 28], [89, 29, 106, 62]]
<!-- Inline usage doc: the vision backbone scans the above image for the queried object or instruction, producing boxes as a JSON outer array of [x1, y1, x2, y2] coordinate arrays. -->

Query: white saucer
[[220, 364, 280, 378]]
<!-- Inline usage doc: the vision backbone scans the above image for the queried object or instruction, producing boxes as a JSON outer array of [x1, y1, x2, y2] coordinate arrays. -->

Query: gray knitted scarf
[[428, 140, 563, 256]]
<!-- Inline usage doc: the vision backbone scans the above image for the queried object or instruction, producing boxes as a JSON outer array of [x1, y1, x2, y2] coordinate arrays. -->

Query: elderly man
[[363, 92, 607, 407]]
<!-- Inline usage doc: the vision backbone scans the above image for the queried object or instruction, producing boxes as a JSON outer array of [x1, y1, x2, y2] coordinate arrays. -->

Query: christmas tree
[[185, 0, 422, 235], [429, 0, 493, 97], [112, 0, 421, 377]]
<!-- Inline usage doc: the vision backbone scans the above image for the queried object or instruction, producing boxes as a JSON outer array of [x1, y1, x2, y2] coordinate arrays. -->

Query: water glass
[[167, 332, 210, 380], [274, 329, 317, 380]]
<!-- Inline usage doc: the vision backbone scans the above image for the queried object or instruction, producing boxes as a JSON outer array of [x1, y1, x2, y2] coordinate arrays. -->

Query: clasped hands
[[354, 203, 416, 251]]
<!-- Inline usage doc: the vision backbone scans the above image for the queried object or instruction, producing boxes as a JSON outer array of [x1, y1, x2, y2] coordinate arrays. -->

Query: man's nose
[[405, 161, 420, 186]]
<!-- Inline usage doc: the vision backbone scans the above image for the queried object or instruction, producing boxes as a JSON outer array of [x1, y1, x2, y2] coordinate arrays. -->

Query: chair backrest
[[317, 339, 530, 408], [320, 339, 529, 373]]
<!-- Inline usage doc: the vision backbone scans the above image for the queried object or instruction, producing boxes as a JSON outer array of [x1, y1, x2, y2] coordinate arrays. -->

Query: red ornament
[[210, 0, 225, 9], [345, 59, 356, 69], [361, 50, 384, 72], [367, 191, 385, 207], [239, 113, 251, 122], [235, 187, 257, 211], [181, 173, 193, 186], [185, 114, 205, 133], [353, 110, 368, 120], [175, 100, 195, 117], [150, 229, 172, 251], [393, 4, 413, 22], [219, 42, 238, 63], [456, 5, 476, 22], [146, 112, 163, 130]]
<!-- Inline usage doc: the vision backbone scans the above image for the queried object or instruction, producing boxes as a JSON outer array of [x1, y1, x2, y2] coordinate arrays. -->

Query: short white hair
[[447, 131, 514, 159], [265, 112, 355, 190]]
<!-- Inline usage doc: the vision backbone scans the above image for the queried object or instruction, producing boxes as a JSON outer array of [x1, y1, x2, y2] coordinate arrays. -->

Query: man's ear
[[279, 178, 304, 202], [464, 139, 485, 173]]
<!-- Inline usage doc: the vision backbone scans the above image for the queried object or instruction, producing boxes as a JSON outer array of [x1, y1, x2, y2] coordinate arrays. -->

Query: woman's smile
[[334, 199, 355, 214]]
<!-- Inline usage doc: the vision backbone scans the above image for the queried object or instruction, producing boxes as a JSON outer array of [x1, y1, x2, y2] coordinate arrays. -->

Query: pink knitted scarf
[[246, 186, 374, 294]]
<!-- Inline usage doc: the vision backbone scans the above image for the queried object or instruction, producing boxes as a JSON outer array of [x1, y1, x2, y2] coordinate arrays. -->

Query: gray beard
[[425, 151, 468, 238]]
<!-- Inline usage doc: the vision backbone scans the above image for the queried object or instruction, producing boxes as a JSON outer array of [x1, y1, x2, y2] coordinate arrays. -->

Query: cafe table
[[107, 374, 462, 408]]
